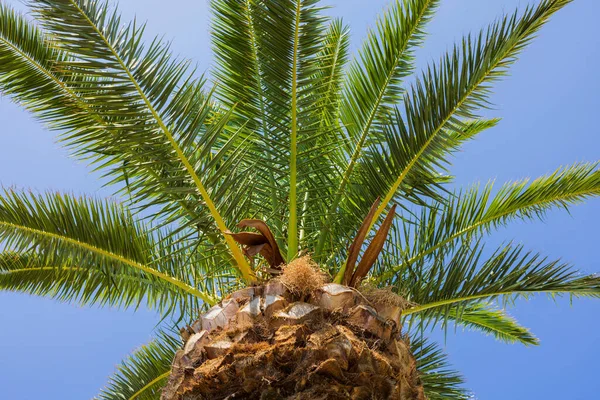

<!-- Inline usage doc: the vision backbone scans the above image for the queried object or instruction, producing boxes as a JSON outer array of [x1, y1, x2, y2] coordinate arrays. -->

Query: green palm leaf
[[0, 189, 216, 307], [411, 334, 468, 400], [0, 3, 73, 117], [0, 3, 258, 276], [1, 3, 195, 226], [211, 0, 286, 236], [316, 0, 439, 257], [296, 18, 350, 250], [211, 0, 335, 256], [27, 0, 254, 279], [97, 331, 179, 400], [401, 240, 600, 324], [379, 162, 600, 282], [0, 252, 182, 312], [427, 302, 539, 346], [363, 0, 572, 228], [212, 0, 266, 126]]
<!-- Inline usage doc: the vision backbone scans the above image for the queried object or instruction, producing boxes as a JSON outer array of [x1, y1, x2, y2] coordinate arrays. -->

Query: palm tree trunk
[[162, 275, 424, 399]]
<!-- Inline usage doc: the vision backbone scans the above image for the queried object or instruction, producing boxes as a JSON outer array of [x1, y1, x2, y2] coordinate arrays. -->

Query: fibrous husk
[[359, 284, 411, 310], [279, 255, 328, 298], [359, 284, 412, 329]]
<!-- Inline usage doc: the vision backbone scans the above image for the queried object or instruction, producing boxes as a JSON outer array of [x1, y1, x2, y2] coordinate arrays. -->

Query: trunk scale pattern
[[162, 271, 424, 400]]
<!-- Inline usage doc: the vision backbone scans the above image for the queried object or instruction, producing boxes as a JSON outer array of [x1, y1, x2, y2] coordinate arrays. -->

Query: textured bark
[[162, 279, 424, 400]]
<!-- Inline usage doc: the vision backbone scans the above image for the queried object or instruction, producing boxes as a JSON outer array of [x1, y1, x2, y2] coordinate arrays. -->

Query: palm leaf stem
[[287, 0, 302, 260], [128, 371, 171, 400], [404, 289, 590, 316]]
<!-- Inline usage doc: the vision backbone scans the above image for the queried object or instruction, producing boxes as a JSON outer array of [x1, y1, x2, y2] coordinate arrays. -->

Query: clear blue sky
[[0, 0, 599, 398]]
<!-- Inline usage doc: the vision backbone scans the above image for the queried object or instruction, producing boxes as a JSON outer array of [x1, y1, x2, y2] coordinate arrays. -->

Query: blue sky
[[0, 0, 599, 398]]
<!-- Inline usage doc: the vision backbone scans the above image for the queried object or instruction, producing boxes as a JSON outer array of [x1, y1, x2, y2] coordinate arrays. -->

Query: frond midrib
[[287, 0, 302, 259], [244, 0, 281, 234], [403, 287, 598, 316], [2, 265, 174, 287], [128, 370, 171, 400]]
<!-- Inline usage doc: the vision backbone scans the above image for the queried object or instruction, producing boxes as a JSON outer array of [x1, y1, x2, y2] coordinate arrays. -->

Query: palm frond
[[1, 3, 261, 285], [310, 18, 350, 130], [315, 0, 439, 257], [411, 334, 469, 400], [341, 0, 438, 146], [379, 162, 600, 282], [361, 0, 572, 228], [254, 0, 327, 258], [0, 189, 216, 307], [0, 3, 74, 116], [429, 302, 539, 346], [211, 0, 265, 125], [211, 0, 287, 236], [0, 252, 181, 313], [1, 3, 202, 231], [286, 0, 319, 258], [296, 18, 350, 251], [447, 117, 500, 144], [97, 331, 179, 400], [400, 240, 600, 326], [212, 0, 282, 241], [22, 0, 254, 280], [211, 0, 334, 257]]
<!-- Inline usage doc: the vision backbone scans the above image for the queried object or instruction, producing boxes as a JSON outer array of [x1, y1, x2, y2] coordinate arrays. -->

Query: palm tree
[[0, 0, 598, 397]]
